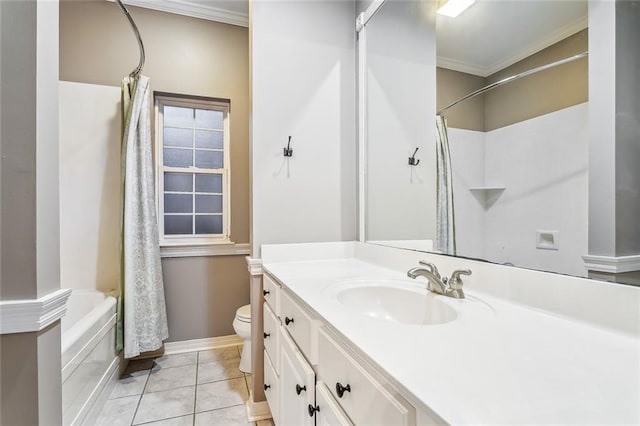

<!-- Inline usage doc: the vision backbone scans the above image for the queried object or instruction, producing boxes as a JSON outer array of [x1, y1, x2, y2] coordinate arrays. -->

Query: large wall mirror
[[359, 0, 640, 286]]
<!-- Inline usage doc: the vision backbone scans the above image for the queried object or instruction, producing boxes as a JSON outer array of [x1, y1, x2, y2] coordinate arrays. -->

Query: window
[[155, 94, 231, 246]]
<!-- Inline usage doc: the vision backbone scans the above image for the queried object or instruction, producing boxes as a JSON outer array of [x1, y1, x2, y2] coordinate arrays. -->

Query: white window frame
[[155, 94, 233, 252]]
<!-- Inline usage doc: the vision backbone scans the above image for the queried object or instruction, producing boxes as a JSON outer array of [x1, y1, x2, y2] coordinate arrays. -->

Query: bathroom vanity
[[258, 242, 639, 425]]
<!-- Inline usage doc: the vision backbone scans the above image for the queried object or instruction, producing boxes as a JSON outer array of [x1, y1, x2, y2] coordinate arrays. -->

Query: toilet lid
[[236, 304, 251, 321]]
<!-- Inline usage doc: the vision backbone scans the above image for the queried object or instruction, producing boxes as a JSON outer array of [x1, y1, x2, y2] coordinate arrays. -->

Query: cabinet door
[[264, 349, 279, 425], [316, 381, 353, 426], [263, 302, 279, 374], [279, 330, 315, 426]]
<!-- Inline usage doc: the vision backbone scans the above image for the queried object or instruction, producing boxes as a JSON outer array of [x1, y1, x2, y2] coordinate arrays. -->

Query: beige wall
[[436, 67, 485, 131], [437, 29, 588, 132], [485, 29, 588, 131], [59, 0, 250, 341], [162, 256, 250, 341]]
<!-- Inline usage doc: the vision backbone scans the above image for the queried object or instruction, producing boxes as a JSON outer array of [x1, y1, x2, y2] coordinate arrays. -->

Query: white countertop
[[262, 257, 640, 425]]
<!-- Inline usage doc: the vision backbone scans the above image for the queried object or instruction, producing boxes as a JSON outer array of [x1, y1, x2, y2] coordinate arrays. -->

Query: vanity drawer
[[315, 381, 353, 426], [263, 302, 279, 374], [317, 327, 415, 426], [263, 273, 280, 315], [280, 289, 317, 364], [263, 349, 280, 426]]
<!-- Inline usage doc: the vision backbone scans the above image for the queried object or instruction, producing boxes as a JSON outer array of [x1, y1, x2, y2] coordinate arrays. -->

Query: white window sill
[[160, 241, 250, 258]]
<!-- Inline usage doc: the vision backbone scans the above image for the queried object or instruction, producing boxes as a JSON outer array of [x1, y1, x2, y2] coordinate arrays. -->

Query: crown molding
[[0, 288, 72, 334], [582, 255, 640, 274], [120, 0, 249, 27]]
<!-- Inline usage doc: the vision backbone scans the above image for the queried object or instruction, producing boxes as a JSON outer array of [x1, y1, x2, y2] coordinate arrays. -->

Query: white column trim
[[246, 257, 263, 276], [245, 395, 272, 422], [0, 288, 72, 334], [582, 254, 640, 273]]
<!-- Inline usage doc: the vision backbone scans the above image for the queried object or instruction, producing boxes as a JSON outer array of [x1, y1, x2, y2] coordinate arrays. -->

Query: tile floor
[[95, 345, 274, 426]]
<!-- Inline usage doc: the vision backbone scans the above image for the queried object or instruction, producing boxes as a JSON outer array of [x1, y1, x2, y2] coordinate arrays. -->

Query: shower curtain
[[116, 75, 169, 359], [435, 115, 456, 255]]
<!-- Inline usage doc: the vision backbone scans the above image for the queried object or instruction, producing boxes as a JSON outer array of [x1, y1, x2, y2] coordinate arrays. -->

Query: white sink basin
[[332, 280, 458, 325]]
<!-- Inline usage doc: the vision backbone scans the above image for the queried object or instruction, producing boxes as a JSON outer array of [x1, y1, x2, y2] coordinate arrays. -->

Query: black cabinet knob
[[263, 332, 270, 339], [263, 290, 270, 296], [285, 317, 294, 326], [296, 384, 306, 395], [336, 382, 351, 398], [264, 384, 271, 391], [308, 404, 319, 417]]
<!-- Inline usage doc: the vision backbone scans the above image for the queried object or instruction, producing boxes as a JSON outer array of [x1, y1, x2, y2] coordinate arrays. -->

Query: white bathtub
[[62, 291, 119, 426]]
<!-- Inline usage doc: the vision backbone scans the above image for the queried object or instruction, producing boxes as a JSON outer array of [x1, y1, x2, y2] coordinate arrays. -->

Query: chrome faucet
[[407, 261, 472, 299]]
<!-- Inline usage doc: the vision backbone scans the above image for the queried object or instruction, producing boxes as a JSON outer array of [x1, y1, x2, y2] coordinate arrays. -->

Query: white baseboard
[[245, 394, 272, 422], [163, 334, 243, 355]]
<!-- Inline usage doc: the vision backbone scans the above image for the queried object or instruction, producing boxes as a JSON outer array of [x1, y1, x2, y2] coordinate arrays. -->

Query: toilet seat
[[235, 304, 251, 322]]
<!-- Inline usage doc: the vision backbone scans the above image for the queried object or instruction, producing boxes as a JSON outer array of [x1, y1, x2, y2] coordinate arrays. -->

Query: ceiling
[[436, 0, 588, 77], [122, 0, 587, 78]]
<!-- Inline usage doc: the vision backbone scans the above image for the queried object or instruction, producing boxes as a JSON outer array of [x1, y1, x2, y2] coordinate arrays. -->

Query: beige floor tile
[[197, 357, 243, 384], [137, 414, 193, 425], [194, 404, 252, 426], [110, 368, 150, 399], [146, 364, 197, 393], [195, 378, 248, 413], [95, 394, 140, 426], [198, 346, 240, 364], [244, 375, 253, 393], [133, 386, 195, 425], [152, 352, 198, 370], [256, 419, 275, 426]]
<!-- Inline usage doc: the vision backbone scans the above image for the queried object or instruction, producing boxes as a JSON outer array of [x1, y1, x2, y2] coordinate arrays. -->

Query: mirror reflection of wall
[[362, 0, 640, 286], [366, 1, 435, 250], [365, 0, 437, 252], [439, 23, 589, 277]]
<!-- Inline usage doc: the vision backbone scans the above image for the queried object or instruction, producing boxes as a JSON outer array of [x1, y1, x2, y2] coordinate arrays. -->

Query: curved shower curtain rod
[[114, 0, 145, 78], [437, 51, 589, 116]]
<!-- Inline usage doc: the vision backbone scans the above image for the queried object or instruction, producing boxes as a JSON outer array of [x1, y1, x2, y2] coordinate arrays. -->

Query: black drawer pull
[[336, 382, 351, 398], [263, 290, 270, 296], [308, 404, 319, 417], [285, 317, 294, 326], [296, 384, 306, 395], [263, 332, 270, 339], [264, 384, 271, 391]]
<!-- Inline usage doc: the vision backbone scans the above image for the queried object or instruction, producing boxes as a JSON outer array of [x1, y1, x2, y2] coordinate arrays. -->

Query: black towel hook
[[284, 136, 293, 157], [408, 147, 420, 166]]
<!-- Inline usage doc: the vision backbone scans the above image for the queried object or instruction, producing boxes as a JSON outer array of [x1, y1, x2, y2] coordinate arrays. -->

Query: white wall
[[449, 103, 589, 277], [448, 128, 485, 259], [250, 0, 357, 257], [59, 81, 121, 292], [365, 0, 436, 242]]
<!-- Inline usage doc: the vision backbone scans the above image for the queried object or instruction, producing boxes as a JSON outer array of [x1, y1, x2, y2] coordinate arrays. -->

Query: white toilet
[[232, 304, 252, 373]]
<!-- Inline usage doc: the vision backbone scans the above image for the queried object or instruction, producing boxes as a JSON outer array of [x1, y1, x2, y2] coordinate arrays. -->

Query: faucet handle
[[448, 269, 471, 290], [418, 261, 441, 279]]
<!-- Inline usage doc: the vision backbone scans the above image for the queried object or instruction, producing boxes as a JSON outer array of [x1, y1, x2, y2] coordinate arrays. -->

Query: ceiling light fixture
[[437, 0, 476, 17]]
